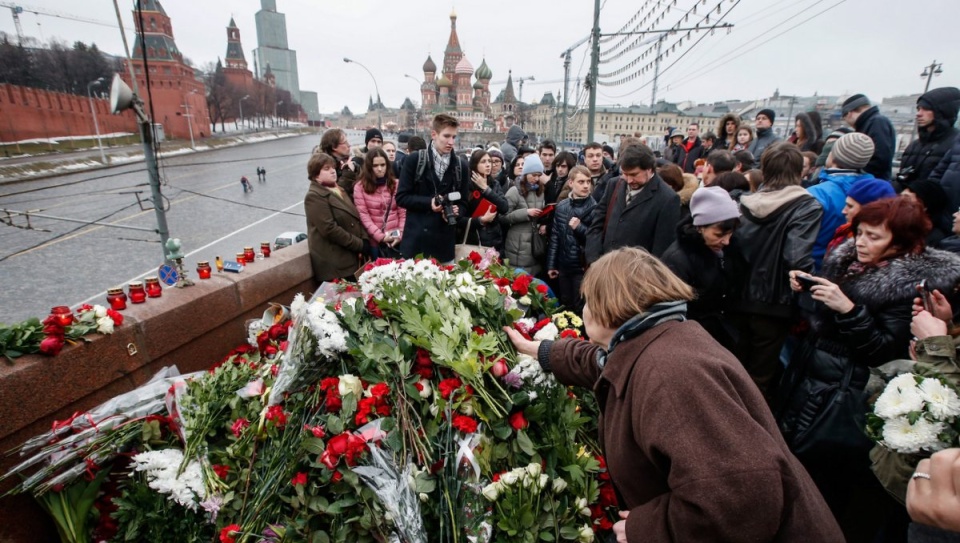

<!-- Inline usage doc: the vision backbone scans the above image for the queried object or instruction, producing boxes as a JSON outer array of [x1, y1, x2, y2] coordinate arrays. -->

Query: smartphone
[[796, 274, 818, 292], [918, 280, 934, 312]]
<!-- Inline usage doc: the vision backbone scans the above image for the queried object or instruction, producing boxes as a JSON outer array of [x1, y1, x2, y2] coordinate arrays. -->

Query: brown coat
[[304, 182, 366, 281], [548, 321, 842, 542]]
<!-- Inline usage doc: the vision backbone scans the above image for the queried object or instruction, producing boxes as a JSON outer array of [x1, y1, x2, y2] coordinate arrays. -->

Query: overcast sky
[[2, 0, 958, 113]]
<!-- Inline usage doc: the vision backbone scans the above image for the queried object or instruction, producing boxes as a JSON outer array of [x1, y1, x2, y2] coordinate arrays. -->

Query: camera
[[896, 166, 916, 184], [434, 191, 461, 226]]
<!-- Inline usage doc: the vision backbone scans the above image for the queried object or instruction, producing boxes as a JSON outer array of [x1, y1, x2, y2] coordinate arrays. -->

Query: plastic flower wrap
[[868, 373, 960, 454], [351, 440, 427, 543]]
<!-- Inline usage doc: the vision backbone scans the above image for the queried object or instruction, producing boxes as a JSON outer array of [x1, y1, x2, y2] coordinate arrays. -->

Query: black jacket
[[776, 241, 960, 455], [855, 106, 897, 181], [900, 87, 960, 187], [547, 195, 596, 273], [682, 137, 704, 173], [396, 148, 470, 262], [585, 174, 680, 262], [734, 187, 823, 318], [456, 179, 509, 250], [660, 219, 744, 351]]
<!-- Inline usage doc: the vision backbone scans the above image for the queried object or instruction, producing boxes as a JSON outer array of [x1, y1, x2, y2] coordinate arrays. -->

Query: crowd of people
[[303, 87, 960, 542]]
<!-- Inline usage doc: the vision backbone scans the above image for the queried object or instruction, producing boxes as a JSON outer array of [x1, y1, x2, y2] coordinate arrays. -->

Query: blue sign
[[158, 264, 179, 285]]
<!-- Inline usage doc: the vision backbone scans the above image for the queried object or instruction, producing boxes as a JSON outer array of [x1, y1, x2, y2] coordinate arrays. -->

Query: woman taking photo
[[502, 154, 546, 276], [661, 186, 744, 351], [305, 152, 368, 281], [715, 113, 741, 151], [778, 196, 960, 542], [353, 148, 405, 259], [504, 247, 841, 542], [457, 149, 510, 254]]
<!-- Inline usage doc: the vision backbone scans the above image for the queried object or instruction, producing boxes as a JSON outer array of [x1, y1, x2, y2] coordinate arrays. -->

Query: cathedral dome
[[422, 55, 437, 73], [475, 58, 492, 81], [455, 56, 473, 75]]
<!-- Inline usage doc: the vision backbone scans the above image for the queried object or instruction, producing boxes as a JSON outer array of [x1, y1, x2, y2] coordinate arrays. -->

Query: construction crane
[[1, 2, 131, 45]]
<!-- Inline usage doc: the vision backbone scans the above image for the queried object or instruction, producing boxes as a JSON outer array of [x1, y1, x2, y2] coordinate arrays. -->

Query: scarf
[[596, 301, 688, 369], [375, 177, 387, 186]]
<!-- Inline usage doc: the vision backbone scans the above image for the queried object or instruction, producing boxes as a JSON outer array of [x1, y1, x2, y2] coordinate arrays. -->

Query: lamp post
[[274, 100, 283, 136], [403, 74, 421, 134], [239, 94, 250, 135], [181, 90, 196, 149], [87, 77, 106, 163], [345, 57, 382, 129], [921, 60, 944, 94]]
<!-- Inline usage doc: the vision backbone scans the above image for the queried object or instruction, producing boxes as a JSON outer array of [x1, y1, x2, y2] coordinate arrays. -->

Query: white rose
[[578, 524, 595, 543], [460, 403, 474, 416], [501, 471, 519, 486], [533, 323, 560, 341], [93, 305, 108, 318], [539, 474, 550, 489], [419, 493, 429, 503], [519, 295, 532, 305], [96, 316, 115, 334], [552, 478, 568, 494], [526, 463, 542, 478], [338, 374, 363, 397], [481, 482, 500, 501]]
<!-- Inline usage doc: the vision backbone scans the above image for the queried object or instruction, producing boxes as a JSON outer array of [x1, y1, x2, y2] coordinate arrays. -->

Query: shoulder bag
[[455, 218, 485, 261]]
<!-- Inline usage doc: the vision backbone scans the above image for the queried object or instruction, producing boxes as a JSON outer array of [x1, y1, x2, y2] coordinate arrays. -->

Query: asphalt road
[[0, 134, 320, 324]]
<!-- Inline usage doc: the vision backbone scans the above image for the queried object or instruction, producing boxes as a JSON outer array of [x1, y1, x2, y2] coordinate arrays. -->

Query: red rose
[[355, 397, 377, 425], [79, 304, 94, 312], [472, 326, 487, 336], [366, 297, 384, 318], [536, 284, 548, 294], [271, 364, 280, 376], [451, 414, 478, 434], [106, 309, 123, 326], [39, 336, 64, 356], [560, 329, 581, 339], [320, 433, 368, 469], [231, 418, 250, 438], [511, 274, 533, 294], [290, 472, 308, 486], [263, 345, 278, 358], [265, 405, 288, 427], [591, 504, 614, 530], [304, 424, 326, 438], [212, 464, 230, 479], [468, 251, 482, 265], [219, 524, 241, 543], [331, 471, 343, 483], [438, 377, 463, 400], [509, 411, 529, 431]]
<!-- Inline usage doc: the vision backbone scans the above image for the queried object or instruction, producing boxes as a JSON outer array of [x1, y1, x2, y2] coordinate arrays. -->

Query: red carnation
[[509, 411, 529, 431], [438, 377, 463, 400], [511, 274, 533, 294], [219, 524, 241, 543], [598, 482, 618, 508], [560, 329, 581, 339], [536, 284, 548, 294], [413, 348, 434, 379], [265, 405, 288, 428], [468, 250, 482, 265], [369, 382, 390, 398], [451, 414, 478, 434], [231, 418, 250, 438], [212, 464, 230, 479], [291, 472, 308, 487]]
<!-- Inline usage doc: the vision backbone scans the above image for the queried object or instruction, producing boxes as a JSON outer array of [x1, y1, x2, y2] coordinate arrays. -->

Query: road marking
[[73, 198, 305, 308]]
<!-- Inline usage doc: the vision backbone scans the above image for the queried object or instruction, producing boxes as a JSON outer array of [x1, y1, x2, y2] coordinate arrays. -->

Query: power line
[[164, 184, 305, 217], [0, 167, 147, 199]]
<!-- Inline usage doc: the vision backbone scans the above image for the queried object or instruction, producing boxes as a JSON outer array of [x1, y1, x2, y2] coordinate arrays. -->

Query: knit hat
[[917, 87, 960, 126], [841, 94, 870, 116], [825, 126, 854, 142], [520, 154, 545, 176], [830, 133, 874, 170], [487, 148, 504, 161], [757, 109, 776, 123], [365, 128, 383, 145], [690, 186, 741, 226], [845, 177, 895, 205]]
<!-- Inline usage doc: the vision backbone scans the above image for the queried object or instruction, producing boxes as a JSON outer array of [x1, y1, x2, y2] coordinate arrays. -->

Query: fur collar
[[822, 239, 960, 308]]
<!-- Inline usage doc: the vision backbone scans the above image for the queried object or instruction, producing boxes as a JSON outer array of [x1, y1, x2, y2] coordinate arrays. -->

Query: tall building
[[253, 0, 300, 104], [223, 17, 253, 89], [123, 0, 210, 140]]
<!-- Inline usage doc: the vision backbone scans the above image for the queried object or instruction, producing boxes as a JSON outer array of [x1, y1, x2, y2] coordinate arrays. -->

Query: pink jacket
[[352, 182, 406, 243]]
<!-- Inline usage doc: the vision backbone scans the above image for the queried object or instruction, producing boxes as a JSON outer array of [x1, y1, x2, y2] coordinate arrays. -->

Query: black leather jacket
[[547, 195, 596, 272]]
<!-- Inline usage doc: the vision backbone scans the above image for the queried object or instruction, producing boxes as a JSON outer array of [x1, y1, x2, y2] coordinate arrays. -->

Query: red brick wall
[[0, 84, 139, 143]]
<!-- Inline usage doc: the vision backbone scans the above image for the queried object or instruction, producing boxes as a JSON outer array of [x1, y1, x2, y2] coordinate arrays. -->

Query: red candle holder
[[50, 306, 74, 326], [236, 252, 246, 267], [196, 261, 212, 279], [261, 242, 271, 258], [243, 246, 256, 263], [106, 287, 127, 310], [145, 277, 163, 298], [128, 281, 147, 304]]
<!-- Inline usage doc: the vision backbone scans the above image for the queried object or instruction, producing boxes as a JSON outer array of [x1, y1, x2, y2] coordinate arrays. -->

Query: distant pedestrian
[[241, 175, 252, 193], [747, 109, 783, 161]]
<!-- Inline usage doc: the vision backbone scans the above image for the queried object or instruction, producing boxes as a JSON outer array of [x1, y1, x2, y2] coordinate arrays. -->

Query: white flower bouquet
[[868, 373, 960, 454]]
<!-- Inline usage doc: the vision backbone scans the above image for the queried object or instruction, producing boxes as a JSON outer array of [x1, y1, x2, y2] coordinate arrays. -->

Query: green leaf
[[302, 436, 326, 455], [516, 429, 536, 456]]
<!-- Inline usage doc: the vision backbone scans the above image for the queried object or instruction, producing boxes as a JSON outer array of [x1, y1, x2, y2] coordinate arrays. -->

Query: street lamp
[[181, 89, 197, 149], [921, 60, 944, 94], [345, 57, 382, 129], [274, 100, 283, 136], [403, 74, 422, 134], [86, 77, 105, 163], [239, 94, 250, 135]]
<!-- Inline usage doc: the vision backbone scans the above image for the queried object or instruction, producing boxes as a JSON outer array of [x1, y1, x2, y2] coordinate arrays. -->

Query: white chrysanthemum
[[304, 302, 348, 357], [514, 354, 557, 388], [290, 293, 307, 319], [882, 416, 947, 454], [533, 323, 559, 341], [96, 316, 115, 334], [247, 320, 265, 346], [919, 378, 960, 419], [131, 449, 206, 510], [874, 374, 925, 419]]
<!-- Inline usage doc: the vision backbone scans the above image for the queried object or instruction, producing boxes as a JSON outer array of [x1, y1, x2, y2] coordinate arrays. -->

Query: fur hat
[[690, 186, 740, 226], [520, 154, 544, 176], [845, 177, 895, 205], [841, 94, 871, 116], [365, 128, 383, 145], [757, 109, 776, 123], [831, 133, 874, 170]]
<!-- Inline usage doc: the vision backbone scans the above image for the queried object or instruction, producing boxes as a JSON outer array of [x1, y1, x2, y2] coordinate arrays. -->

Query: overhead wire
[[599, 0, 679, 61], [164, 184, 305, 216]]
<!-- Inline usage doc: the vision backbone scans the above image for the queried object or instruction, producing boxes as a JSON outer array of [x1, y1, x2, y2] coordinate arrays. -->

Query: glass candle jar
[[236, 252, 246, 267], [197, 261, 212, 279], [261, 242, 271, 258], [128, 281, 147, 304], [50, 306, 74, 326], [106, 287, 127, 310], [243, 246, 256, 263], [145, 277, 162, 298]]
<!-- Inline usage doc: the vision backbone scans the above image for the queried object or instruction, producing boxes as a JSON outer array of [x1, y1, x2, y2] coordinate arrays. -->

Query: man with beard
[[898, 87, 960, 189]]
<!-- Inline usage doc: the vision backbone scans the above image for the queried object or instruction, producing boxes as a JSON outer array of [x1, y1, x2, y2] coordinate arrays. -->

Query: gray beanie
[[831, 133, 874, 170], [841, 94, 870, 116], [690, 186, 740, 226], [520, 154, 544, 176]]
